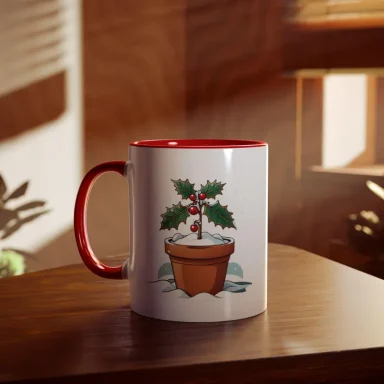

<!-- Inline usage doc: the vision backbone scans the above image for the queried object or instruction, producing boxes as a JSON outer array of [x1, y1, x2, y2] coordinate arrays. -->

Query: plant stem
[[198, 202, 203, 240]]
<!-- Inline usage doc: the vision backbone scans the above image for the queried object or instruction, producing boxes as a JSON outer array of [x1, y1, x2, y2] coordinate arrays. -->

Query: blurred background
[[1, 0, 384, 279]]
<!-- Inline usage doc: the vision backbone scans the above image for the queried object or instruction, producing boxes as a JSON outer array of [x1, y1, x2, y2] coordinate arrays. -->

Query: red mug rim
[[130, 139, 267, 149]]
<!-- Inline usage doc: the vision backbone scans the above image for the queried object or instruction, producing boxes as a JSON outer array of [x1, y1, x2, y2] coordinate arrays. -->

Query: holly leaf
[[171, 179, 195, 199], [203, 201, 236, 229], [200, 180, 225, 199], [160, 203, 190, 230]]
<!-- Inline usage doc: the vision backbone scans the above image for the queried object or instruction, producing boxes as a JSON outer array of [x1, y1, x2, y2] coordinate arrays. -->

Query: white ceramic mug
[[74, 139, 268, 322]]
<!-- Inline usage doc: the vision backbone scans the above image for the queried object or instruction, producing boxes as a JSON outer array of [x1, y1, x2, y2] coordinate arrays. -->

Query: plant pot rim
[[165, 236, 234, 247], [165, 236, 235, 260]]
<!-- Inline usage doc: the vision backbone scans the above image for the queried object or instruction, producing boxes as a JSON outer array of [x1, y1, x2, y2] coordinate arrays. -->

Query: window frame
[[296, 76, 384, 180]]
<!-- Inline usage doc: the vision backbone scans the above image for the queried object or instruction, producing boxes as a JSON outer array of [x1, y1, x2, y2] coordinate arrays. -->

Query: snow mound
[[150, 278, 252, 298], [173, 232, 226, 246], [164, 288, 190, 299], [171, 233, 184, 242]]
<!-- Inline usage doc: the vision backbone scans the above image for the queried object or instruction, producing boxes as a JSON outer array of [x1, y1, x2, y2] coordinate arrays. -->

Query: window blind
[[286, 0, 384, 25], [0, 0, 67, 96]]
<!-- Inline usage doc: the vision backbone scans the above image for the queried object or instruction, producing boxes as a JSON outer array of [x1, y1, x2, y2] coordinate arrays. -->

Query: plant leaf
[[160, 203, 190, 230], [0, 209, 19, 231], [158, 262, 173, 279], [200, 180, 225, 199], [5, 181, 29, 202], [0, 174, 7, 200], [0, 250, 26, 277], [15, 200, 46, 212], [203, 201, 236, 229], [171, 179, 195, 199], [1, 209, 50, 239]]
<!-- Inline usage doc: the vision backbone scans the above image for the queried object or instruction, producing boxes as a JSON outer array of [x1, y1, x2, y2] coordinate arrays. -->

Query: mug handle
[[74, 161, 129, 279]]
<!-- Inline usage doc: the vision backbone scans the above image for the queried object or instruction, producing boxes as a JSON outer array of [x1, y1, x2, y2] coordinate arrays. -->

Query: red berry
[[190, 224, 198, 232], [189, 194, 196, 201], [188, 206, 198, 215], [198, 193, 206, 200]]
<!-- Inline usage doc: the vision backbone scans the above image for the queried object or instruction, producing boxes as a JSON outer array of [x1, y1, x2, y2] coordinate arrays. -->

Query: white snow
[[212, 234, 225, 242], [139, 278, 262, 322], [173, 232, 226, 246], [171, 233, 184, 242]]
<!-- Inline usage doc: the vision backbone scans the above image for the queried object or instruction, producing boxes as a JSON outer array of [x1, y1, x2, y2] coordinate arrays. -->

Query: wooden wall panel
[[376, 79, 384, 164], [82, 0, 186, 258], [185, 0, 302, 244], [301, 78, 323, 168], [83, 0, 186, 144], [283, 26, 384, 71]]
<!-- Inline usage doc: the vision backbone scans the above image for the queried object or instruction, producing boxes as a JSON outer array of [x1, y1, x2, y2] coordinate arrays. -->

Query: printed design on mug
[[151, 179, 252, 298]]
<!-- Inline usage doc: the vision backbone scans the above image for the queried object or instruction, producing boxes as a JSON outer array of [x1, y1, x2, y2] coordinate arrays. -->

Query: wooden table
[[1, 244, 384, 383]]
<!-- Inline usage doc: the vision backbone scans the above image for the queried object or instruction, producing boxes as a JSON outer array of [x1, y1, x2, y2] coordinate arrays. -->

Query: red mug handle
[[74, 161, 128, 279]]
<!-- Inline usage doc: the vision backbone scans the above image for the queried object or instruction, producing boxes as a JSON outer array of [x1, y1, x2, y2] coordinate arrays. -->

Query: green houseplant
[[0, 173, 50, 278]]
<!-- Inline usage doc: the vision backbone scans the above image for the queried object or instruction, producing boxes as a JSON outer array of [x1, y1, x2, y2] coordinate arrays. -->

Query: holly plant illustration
[[160, 179, 236, 239]]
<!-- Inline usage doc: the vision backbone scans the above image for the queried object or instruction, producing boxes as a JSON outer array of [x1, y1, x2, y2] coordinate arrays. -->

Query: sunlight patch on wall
[[322, 74, 367, 168], [0, 0, 82, 253]]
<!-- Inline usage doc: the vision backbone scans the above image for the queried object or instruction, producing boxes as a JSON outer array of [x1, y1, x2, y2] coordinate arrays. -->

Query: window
[[323, 74, 369, 168], [296, 75, 384, 178]]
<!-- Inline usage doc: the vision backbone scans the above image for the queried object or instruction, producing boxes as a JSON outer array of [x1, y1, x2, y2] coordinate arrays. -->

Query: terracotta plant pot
[[164, 237, 235, 296]]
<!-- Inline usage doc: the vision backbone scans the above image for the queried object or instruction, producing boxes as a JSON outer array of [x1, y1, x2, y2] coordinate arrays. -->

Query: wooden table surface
[[1, 244, 384, 384]]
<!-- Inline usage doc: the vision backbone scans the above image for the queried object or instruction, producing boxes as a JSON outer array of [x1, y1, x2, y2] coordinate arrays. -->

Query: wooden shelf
[[302, 166, 384, 190], [293, 18, 384, 31], [310, 164, 384, 177]]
